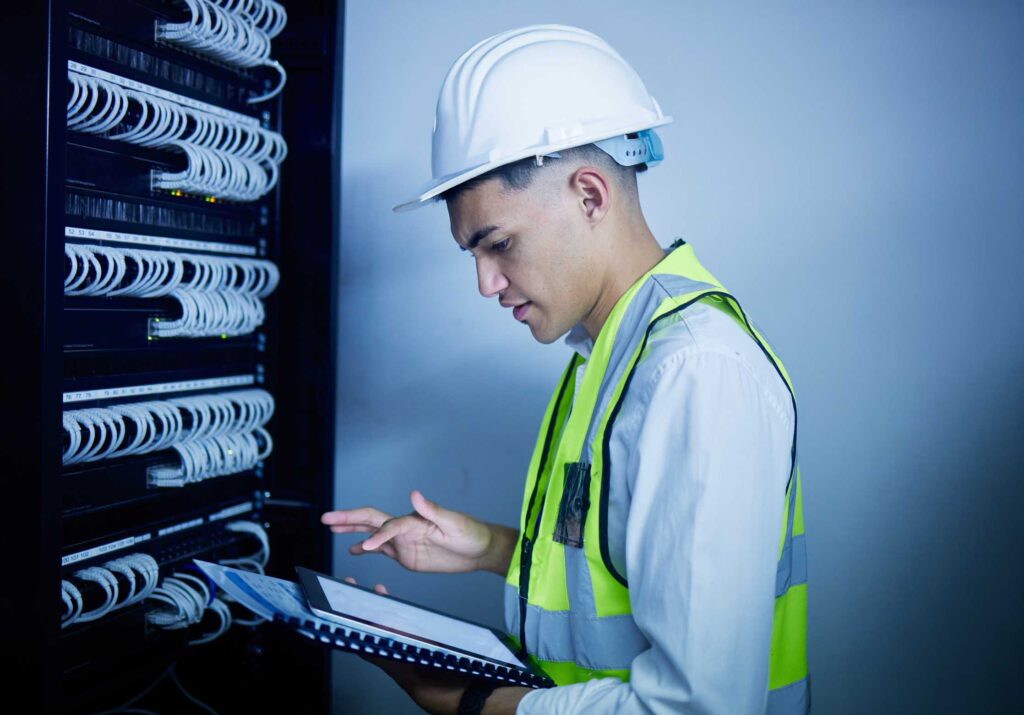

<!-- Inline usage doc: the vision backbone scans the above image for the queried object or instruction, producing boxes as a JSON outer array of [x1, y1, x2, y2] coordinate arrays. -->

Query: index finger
[[320, 507, 392, 528], [360, 514, 421, 552]]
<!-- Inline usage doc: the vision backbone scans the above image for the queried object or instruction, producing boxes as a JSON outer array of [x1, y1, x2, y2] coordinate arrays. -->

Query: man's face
[[448, 176, 595, 344]]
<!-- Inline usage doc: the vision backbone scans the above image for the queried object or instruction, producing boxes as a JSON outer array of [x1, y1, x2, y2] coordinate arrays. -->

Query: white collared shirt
[[516, 298, 797, 715]]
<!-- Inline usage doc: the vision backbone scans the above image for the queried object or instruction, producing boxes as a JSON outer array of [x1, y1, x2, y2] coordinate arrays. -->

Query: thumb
[[410, 489, 449, 526]]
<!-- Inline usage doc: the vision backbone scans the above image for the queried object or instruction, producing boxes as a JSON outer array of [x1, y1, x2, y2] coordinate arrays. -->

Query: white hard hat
[[393, 24, 672, 212]]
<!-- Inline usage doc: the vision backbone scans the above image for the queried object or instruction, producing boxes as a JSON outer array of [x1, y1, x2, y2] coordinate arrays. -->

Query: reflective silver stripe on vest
[[504, 581, 646, 670], [775, 534, 808, 597], [774, 464, 807, 597], [767, 675, 811, 715]]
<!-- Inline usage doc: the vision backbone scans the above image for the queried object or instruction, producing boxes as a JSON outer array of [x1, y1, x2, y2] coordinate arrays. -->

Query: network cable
[[156, 0, 288, 104]]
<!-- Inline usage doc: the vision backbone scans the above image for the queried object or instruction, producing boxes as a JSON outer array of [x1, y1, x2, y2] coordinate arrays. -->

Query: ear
[[568, 166, 611, 225]]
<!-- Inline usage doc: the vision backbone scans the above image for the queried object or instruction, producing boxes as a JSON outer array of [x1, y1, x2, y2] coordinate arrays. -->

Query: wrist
[[475, 523, 519, 576], [457, 681, 498, 715], [481, 686, 532, 715], [455, 683, 531, 715]]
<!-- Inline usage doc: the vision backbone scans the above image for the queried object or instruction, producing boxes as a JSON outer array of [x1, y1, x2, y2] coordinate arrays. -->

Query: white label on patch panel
[[62, 535, 139, 566], [65, 226, 258, 257], [63, 375, 255, 404]]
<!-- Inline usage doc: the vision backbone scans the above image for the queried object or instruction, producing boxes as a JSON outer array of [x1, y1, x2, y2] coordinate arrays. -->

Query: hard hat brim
[[391, 116, 672, 213]]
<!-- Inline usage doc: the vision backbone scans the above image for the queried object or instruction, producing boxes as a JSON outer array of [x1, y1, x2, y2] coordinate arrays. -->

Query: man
[[322, 24, 809, 714]]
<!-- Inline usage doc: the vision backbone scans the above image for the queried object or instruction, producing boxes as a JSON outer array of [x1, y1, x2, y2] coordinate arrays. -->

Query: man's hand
[[320, 490, 518, 575]]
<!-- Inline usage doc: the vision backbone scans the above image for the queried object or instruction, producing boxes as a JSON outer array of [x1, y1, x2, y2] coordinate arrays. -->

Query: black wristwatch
[[457, 681, 499, 715]]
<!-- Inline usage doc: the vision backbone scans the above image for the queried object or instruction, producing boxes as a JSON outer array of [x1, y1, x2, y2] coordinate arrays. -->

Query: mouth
[[512, 302, 532, 322]]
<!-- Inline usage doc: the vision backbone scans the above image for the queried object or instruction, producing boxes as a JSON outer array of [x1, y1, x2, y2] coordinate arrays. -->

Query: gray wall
[[334, 2, 1024, 713]]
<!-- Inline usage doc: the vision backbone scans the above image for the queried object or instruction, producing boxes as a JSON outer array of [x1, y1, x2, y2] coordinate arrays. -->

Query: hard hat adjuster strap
[[593, 129, 664, 168]]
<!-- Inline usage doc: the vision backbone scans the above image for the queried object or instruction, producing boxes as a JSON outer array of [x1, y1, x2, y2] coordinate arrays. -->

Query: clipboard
[[192, 560, 554, 689], [295, 566, 553, 689]]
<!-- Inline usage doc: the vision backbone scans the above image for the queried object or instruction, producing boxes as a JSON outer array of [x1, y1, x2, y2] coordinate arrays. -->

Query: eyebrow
[[460, 224, 501, 252]]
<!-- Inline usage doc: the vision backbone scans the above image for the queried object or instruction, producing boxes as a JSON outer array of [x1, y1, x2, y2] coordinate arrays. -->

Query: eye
[[491, 238, 511, 253]]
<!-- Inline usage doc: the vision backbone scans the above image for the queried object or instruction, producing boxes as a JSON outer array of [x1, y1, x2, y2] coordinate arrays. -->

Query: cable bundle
[[66, 70, 287, 200], [157, 0, 288, 104], [145, 521, 272, 638], [221, 520, 270, 573], [65, 71, 288, 159], [149, 427, 272, 487], [62, 522, 270, 643], [153, 138, 280, 201], [62, 553, 160, 629], [62, 388, 274, 474], [64, 242, 279, 338], [146, 570, 218, 633]]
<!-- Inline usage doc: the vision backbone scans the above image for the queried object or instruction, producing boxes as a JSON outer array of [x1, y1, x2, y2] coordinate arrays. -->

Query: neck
[[581, 220, 666, 341]]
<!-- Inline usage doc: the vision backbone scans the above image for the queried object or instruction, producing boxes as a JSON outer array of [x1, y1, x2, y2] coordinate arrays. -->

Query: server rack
[[1, 1, 341, 712]]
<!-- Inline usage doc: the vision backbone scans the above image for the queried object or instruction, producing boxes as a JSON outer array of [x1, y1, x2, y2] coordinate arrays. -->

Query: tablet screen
[[317, 574, 526, 668]]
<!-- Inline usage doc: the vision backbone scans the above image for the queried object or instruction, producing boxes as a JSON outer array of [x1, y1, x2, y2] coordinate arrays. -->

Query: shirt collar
[[564, 322, 594, 359]]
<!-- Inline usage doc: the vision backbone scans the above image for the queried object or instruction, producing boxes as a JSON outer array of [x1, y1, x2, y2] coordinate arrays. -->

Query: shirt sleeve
[[517, 342, 795, 715]]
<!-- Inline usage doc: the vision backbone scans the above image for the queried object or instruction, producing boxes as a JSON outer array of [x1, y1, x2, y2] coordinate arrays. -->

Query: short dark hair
[[437, 141, 646, 206]]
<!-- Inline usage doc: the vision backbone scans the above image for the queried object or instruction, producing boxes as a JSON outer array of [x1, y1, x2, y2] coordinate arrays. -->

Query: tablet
[[295, 566, 528, 670]]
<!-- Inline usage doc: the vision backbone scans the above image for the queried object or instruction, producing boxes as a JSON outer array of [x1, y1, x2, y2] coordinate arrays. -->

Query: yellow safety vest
[[504, 240, 809, 713]]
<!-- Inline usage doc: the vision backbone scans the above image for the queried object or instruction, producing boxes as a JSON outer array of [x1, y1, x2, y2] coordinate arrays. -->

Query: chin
[[529, 322, 567, 345]]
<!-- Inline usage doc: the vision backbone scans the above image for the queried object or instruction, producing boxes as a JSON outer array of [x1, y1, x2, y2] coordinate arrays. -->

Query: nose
[[475, 255, 509, 299]]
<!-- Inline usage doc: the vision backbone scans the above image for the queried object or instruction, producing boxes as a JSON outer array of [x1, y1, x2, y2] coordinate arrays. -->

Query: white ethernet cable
[[61, 582, 75, 621], [60, 553, 161, 630], [124, 554, 162, 602], [146, 573, 208, 630], [104, 557, 138, 608], [190, 596, 233, 645], [65, 554, 226, 638], [61, 580, 84, 629], [63, 242, 278, 339], [165, 570, 236, 646], [65, 72, 289, 163], [153, 139, 274, 201], [146, 569, 233, 647], [72, 566, 120, 623], [66, 75, 130, 134], [103, 553, 162, 609], [141, 549, 265, 643], [223, 520, 270, 568], [157, 0, 288, 104], [68, 407, 125, 463], [63, 389, 274, 473], [149, 427, 271, 487], [175, 572, 212, 611], [65, 70, 287, 199]]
